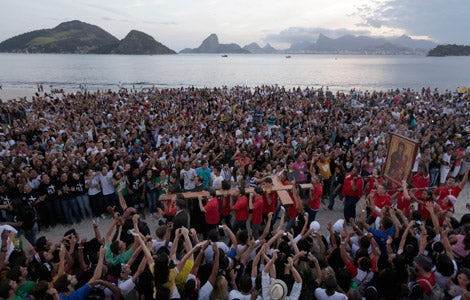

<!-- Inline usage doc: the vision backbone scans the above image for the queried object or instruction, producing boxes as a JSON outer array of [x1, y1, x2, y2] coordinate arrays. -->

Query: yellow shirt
[[316, 158, 332, 180], [175, 259, 194, 294], [151, 263, 179, 296]]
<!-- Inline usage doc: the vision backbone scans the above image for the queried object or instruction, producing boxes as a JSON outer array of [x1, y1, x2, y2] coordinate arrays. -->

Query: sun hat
[[269, 279, 288, 300]]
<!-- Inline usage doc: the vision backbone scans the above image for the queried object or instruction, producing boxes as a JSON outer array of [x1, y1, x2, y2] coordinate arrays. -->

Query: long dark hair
[[154, 252, 171, 300], [154, 252, 170, 287]]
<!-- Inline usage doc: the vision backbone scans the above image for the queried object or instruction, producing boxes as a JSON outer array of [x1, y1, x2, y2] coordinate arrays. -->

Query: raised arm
[[89, 246, 106, 284], [259, 212, 273, 241], [458, 167, 469, 190], [189, 241, 209, 276], [132, 255, 149, 283], [262, 249, 278, 274], [92, 221, 103, 244], [221, 224, 237, 250], [398, 220, 415, 253], [198, 196, 207, 213], [207, 242, 220, 287], [177, 240, 205, 271], [117, 185, 128, 211], [105, 213, 121, 243], [131, 232, 154, 265], [424, 202, 440, 233]]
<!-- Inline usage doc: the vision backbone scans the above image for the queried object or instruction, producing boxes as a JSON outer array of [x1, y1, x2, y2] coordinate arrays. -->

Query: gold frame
[[383, 133, 419, 185]]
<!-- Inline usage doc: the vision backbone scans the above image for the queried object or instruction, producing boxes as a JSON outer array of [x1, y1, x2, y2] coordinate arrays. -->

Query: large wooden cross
[[159, 176, 313, 206]]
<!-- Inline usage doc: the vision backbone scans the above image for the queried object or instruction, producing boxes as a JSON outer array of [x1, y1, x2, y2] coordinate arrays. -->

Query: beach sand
[[0, 86, 114, 102], [0, 87, 40, 102]]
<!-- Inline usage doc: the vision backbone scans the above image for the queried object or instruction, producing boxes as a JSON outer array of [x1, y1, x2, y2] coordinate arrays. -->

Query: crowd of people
[[0, 85, 469, 299]]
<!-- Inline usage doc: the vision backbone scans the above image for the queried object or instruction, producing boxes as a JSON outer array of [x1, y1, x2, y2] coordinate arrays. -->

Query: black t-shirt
[[128, 174, 144, 194], [70, 175, 86, 196], [57, 178, 74, 200], [120, 219, 150, 246], [16, 203, 38, 230], [37, 180, 59, 201], [21, 189, 40, 206]]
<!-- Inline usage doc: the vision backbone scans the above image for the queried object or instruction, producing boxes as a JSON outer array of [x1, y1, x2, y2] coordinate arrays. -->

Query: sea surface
[[0, 53, 469, 92]]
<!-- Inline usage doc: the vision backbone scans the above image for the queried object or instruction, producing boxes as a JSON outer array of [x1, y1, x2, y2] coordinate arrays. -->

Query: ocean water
[[0, 53, 469, 92]]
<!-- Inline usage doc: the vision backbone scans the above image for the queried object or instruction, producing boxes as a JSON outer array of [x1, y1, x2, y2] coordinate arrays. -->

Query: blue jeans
[[22, 222, 38, 247], [146, 189, 158, 213], [61, 198, 82, 225], [232, 219, 247, 234], [76, 194, 93, 219], [344, 196, 360, 222], [328, 189, 343, 210], [46, 198, 64, 225], [430, 168, 439, 187]]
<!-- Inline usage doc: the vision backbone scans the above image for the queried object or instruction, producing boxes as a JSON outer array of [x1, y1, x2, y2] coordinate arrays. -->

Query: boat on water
[[221, 54, 228, 57]]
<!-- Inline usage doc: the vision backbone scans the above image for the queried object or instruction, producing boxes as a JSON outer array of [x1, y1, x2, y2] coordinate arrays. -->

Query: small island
[[427, 44, 470, 57]]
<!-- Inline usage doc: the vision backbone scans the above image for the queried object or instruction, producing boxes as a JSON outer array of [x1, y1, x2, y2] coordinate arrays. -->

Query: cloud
[[264, 27, 371, 44], [355, 0, 470, 44], [143, 20, 177, 26]]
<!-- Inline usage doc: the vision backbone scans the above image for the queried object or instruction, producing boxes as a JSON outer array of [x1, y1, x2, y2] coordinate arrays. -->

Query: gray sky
[[1, 0, 468, 51]]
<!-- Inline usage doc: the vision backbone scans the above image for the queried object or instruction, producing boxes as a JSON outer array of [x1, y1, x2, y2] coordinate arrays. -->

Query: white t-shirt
[[118, 277, 135, 297], [314, 288, 348, 300], [204, 242, 230, 264], [196, 276, 212, 300], [211, 174, 224, 190], [152, 239, 172, 253], [229, 290, 262, 300]]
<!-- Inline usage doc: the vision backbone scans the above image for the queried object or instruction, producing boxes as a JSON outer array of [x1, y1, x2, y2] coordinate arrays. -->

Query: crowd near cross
[[0, 85, 468, 299]]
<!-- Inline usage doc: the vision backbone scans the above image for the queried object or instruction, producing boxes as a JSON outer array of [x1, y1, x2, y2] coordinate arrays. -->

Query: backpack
[[416, 278, 444, 300]]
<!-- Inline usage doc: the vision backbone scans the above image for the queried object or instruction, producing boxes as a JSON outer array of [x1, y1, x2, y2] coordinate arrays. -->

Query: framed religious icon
[[383, 133, 419, 185]]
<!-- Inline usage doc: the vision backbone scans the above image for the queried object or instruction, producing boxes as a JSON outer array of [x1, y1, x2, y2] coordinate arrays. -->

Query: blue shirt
[[59, 283, 91, 300], [368, 226, 395, 253]]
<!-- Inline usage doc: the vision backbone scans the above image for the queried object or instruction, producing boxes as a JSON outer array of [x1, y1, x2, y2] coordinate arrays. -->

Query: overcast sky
[[1, 0, 468, 51]]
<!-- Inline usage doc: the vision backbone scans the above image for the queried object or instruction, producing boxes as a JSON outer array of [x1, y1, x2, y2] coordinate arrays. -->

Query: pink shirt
[[451, 234, 470, 258]]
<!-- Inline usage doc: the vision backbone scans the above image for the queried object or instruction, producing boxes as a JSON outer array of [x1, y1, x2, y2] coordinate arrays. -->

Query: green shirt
[[105, 242, 133, 264], [17, 281, 36, 298]]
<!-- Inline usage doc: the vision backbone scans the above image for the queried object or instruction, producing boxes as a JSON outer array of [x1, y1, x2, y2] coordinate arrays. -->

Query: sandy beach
[[0, 86, 118, 102], [0, 87, 42, 102]]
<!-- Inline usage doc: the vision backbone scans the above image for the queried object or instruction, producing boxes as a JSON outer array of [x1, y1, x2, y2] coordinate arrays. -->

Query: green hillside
[[427, 44, 470, 56], [0, 20, 175, 55]]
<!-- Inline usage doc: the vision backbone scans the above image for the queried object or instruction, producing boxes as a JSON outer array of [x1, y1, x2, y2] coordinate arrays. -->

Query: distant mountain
[[392, 35, 437, 50], [287, 33, 436, 54], [427, 44, 470, 57], [0, 20, 119, 53], [112, 30, 175, 54], [243, 42, 279, 54], [180, 34, 249, 54], [0, 20, 176, 55]]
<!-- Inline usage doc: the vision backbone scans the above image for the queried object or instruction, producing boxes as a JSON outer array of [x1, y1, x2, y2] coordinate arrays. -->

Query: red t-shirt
[[220, 195, 231, 217], [416, 272, 436, 295], [417, 199, 434, 221], [342, 175, 364, 198], [204, 198, 220, 225], [233, 195, 249, 221], [309, 183, 323, 210], [395, 193, 411, 217], [263, 191, 277, 215], [371, 193, 392, 217], [164, 201, 176, 216], [366, 177, 383, 195], [434, 185, 462, 201], [251, 196, 263, 225], [411, 174, 430, 199]]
